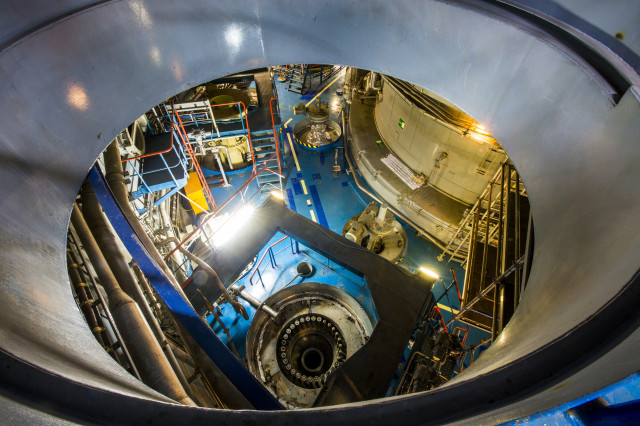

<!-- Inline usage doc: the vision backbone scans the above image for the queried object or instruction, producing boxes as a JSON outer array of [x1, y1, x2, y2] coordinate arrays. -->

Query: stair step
[[252, 139, 275, 148], [257, 174, 281, 183], [259, 159, 279, 167], [254, 147, 277, 155], [251, 132, 275, 138]]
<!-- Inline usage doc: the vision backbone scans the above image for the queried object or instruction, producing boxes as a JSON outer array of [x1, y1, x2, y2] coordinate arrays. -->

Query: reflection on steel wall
[[373, 77, 506, 205], [0, 0, 640, 424]]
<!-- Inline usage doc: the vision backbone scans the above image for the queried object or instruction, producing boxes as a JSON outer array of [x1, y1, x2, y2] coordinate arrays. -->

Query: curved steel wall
[[0, 0, 639, 423]]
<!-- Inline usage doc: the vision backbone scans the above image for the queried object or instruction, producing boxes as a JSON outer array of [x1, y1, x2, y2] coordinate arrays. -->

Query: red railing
[[163, 159, 285, 262], [431, 305, 448, 332], [453, 326, 470, 373], [450, 268, 462, 303], [173, 112, 217, 211], [122, 101, 176, 162]]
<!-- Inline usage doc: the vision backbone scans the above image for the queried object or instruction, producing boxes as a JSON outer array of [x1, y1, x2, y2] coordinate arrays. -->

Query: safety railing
[[249, 236, 300, 288], [165, 161, 286, 267], [173, 111, 217, 211], [121, 104, 190, 206]]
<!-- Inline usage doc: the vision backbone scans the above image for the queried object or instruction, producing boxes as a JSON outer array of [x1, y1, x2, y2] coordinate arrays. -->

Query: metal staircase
[[444, 163, 532, 338], [286, 64, 343, 95], [251, 130, 283, 194], [287, 64, 308, 94]]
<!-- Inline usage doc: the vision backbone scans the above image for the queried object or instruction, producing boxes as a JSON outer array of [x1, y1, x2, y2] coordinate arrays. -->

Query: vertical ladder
[[66, 229, 139, 377]]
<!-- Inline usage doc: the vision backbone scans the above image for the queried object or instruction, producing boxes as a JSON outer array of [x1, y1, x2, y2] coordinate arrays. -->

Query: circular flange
[[246, 282, 374, 408], [276, 313, 346, 389]]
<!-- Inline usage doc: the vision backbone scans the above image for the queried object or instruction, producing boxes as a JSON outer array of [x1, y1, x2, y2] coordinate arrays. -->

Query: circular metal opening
[[301, 347, 325, 373], [297, 261, 313, 277], [276, 313, 346, 389]]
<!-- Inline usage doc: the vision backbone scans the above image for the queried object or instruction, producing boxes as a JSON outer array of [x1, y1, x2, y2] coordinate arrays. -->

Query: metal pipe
[[479, 183, 492, 290], [369, 71, 381, 91], [341, 109, 446, 250], [70, 204, 195, 406], [158, 192, 189, 284], [211, 145, 234, 170], [131, 262, 163, 320], [376, 203, 388, 223], [167, 340, 196, 368], [81, 181, 195, 401], [104, 141, 190, 301], [204, 99, 221, 138], [213, 151, 228, 186], [160, 237, 248, 319], [237, 288, 279, 319]]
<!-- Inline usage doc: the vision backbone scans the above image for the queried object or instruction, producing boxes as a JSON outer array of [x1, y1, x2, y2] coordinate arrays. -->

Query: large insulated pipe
[[81, 181, 196, 402], [70, 204, 195, 406], [104, 144, 254, 408], [103, 141, 189, 298]]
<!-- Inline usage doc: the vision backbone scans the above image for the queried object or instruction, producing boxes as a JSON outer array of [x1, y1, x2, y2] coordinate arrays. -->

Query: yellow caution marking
[[307, 199, 312, 206], [437, 303, 460, 316], [287, 132, 301, 172], [300, 179, 308, 195], [284, 118, 292, 128], [310, 210, 317, 222], [305, 73, 343, 107]]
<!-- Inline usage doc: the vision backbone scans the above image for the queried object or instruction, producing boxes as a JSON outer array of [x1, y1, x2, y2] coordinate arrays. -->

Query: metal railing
[[121, 104, 189, 207], [249, 236, 300, 288]]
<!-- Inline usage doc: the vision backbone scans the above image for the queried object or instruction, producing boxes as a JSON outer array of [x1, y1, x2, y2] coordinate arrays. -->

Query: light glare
[[212, 205, 255, 248], [419, 267, 439, 279]]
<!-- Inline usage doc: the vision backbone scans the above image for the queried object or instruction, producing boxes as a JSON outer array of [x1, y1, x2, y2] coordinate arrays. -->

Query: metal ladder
[[287, 64, 308, 94], [66, 228, 139, 377], [444, 163, 531, 338]]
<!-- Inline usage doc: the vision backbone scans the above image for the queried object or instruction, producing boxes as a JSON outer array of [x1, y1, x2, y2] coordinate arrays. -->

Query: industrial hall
[[1, 1, 639, 424]]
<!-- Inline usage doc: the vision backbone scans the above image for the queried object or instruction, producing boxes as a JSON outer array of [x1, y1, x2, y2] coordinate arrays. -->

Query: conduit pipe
[[158, 189, 189, 284], [103, 141, 189, 299], [81, 181, 196, 400], [70, 204, 195, 406], [160, 237, 248, 319]]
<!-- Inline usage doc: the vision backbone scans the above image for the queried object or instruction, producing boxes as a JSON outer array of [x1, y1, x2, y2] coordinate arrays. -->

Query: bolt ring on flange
[[276, 313, 347, 389]]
